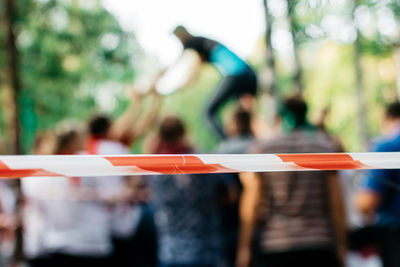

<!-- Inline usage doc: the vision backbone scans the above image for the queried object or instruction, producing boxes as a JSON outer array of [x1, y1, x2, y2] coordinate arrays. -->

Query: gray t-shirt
[[216, 136, 253, 154]]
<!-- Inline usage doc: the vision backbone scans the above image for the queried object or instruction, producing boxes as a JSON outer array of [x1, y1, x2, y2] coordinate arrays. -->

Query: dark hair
[[279, 96, 308, 128], [386, 102, 400, 119], [173, 25, 192, 44], [233, 107, 253, 136], [159, 116, 185, 143], [173, 25, 189, 36], [56, 130, 79, 154], [89, 115, 111, 137]]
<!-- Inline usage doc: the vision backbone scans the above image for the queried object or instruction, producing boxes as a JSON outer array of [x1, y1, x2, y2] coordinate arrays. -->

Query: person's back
[[73, 138, 128, 256], [150, 173, 222, 266], [25, 117, 130, 266], [237, 96, 345, 267], [364, 133, 400, 224], [87, 115, 158, 267], [358, 103, 400, 222], [174, 25, 248, 77], [254, 130, 338, 252], [183, 36, 248, 77], [356, 102, 400, 267], [22, 128, 115, 267], [149, 116, 223, 267], [216, 106, 253, 267], [84, 116, 134, 262]]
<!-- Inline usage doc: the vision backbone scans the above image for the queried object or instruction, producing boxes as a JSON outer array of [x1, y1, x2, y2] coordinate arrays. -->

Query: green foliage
[[360, 36, 393, 56], [160, 66, 221, 151], [8, 0, 141, 153], [303, 44, 360, 150], [1, 0, 400, 154], [252, 0, 400, 152]]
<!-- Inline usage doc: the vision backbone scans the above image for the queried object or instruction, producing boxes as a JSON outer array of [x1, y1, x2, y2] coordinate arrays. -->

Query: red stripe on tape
[[276, 153, 368, 170], [0, 161, 62, 178], [105, 155, 234, 174]]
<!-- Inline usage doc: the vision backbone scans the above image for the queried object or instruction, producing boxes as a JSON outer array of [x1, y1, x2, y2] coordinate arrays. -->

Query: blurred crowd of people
[[0, 26, 399, 267], [0, 91, 398, 267]]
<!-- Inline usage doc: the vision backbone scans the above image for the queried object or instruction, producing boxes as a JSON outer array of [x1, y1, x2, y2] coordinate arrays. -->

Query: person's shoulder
[[98, 140, 130, 154], [216, 141, 230, 153], [270, 130, 338, 153], [186, 36, 215, 47], [217, 137, 253, 154], [185, 36, 203, 46], [248, 135, 286, 153], [312, 131, 342, 152], [370, 133, 400, 152], [192, 36, 211, 42], [285, 130, 337, 151]]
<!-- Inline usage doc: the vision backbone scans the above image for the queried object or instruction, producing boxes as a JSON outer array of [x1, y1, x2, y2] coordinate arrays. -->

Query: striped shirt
[[251, 130, 339, 253]]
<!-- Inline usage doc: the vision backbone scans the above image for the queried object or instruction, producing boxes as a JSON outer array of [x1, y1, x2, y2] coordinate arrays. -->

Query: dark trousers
[[253, 249, 339, 267], [159, 264, 214, 267], [111, 205, 157, 267], [350, 225, 400, 267], [205, 69, 257, 140], [28, 253, 111, 267]]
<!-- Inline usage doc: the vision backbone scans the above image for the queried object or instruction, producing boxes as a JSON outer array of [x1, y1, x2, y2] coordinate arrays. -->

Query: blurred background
[[1, 0, 399, 154], [2, 1, 400, 267]]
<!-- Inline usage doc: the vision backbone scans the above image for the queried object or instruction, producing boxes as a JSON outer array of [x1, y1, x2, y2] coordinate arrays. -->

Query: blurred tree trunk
[[3, 0, 24, 263], [263, 0, 277, 97], [393, 45, 400, 100], [256, 0, 279, 136], [3, 0, 21, 154], [353, 0, 369, 149], [286, 0, 303, 95]]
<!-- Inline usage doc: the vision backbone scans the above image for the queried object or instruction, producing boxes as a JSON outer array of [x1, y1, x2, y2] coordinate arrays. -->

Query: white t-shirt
[[22, 140, 130, 258]]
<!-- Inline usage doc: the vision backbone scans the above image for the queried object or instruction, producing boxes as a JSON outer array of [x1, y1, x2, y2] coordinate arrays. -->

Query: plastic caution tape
[[0, 152, 398, 178]]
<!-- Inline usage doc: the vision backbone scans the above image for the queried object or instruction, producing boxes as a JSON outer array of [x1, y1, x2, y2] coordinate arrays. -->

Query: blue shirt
[[209, 45, 248, 76], [184, 36, 248, 76], [364, 129, 400, 225]]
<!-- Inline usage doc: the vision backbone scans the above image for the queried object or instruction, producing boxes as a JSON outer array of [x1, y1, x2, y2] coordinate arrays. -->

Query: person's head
[[173, 25, 192, 45], [55, 129, 83, 155], [226, 106, 253, 137], [88, 115, 111, 138], [152, 115, 192, 154], [277, 96, 309, 132], [159, 115, 186, 144], [382, 102, 400, 134]]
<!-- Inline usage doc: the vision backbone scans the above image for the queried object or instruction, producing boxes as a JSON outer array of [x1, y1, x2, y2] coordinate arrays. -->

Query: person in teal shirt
[[172, 25, 257, 140]]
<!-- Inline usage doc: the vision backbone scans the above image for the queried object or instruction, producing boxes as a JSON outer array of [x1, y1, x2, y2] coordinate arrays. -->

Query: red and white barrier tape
[[0, 152, 398, 178]]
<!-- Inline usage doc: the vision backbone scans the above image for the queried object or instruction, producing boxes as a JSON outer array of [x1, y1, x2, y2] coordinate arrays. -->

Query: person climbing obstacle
[[161, 25, 258, 140]]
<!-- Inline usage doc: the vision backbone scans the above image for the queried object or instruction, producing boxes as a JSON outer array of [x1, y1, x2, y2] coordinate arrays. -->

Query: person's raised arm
[[110, 72, 163, 146], [156, 49, 202, 94], [130, 89, 161, 141], [179, 49, 202, 89], [109, 89, 144, 144], [237, 172, 261, 267]]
